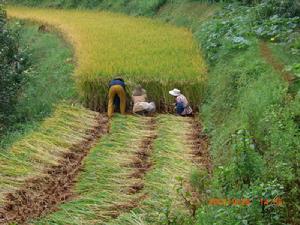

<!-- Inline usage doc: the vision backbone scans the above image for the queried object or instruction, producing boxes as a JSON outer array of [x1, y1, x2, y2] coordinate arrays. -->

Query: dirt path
[[0, 115, 108, 225], [187, 117, 211, 173], [259, 41, 295, 83]]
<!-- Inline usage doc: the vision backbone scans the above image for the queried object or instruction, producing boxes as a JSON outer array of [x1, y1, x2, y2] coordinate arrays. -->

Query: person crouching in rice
[[132, 85, 156, 116], [169, 88, 193, 116]]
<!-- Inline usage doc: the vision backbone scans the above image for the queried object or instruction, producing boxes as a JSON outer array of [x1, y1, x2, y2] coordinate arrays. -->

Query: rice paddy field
[[7, 6, 207, 111], [2, 1, 300, 224], [0, 5, 210, 225]]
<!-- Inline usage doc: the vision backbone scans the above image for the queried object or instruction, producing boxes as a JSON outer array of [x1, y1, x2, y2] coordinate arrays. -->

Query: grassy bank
[[198, 37, 300, 225], [7, 6, 207, 112], [8, 0, 167, 16], [194, 2, 300, 224], [1, 22, 75, 150]]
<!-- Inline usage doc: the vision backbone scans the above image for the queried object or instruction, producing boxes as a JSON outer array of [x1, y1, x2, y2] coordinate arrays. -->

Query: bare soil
[[259, 41, 295, 83], [188, 117, 212, 174]]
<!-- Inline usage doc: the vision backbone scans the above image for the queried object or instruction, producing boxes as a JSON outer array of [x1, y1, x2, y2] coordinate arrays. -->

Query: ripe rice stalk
[[7, 6, 207, 111]]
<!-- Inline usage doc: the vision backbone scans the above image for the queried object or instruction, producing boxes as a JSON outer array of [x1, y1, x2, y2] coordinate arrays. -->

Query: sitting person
[[132, 85, 156, 115], [169, 88, 193, 116], [107, 77, 126, 118]]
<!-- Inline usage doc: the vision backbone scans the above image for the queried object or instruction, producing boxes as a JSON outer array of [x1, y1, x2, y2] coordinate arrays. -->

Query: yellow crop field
[[7, 6, 207, 110]]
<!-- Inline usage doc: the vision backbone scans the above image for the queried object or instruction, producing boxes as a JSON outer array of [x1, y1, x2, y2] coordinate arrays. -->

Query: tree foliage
[[0, 6, 27, 130]]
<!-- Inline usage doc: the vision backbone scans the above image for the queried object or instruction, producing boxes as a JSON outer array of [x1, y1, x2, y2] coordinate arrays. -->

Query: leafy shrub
[[253, 0, 300, 19], [197, 1, 300, 64], [218, 129, 264, 191], [0, 6, 28, 130]]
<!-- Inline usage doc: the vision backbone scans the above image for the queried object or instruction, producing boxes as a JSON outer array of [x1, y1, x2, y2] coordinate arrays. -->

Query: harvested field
[[6, 115, 210, 225], [105, 115, 209, 224], [2, 5, 210, 224], [186, 118, 211, 173], [0, 104, 108, 224], [31, 115, 156, 224]]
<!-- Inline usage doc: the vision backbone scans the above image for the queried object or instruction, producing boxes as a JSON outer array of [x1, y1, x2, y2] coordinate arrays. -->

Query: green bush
[[197, 40, 300, 224], [0, 6, 28, 130], [197, 1, 300, 63]]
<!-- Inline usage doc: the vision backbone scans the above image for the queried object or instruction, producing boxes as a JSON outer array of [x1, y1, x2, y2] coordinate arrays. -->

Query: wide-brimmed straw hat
[[169, 88, 181, 97]]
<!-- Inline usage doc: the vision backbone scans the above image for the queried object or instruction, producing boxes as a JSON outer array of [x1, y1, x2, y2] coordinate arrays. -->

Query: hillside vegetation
[[0, 7, 28, 131], [0, 21, 76, 152], [8, 0, 167, 16]]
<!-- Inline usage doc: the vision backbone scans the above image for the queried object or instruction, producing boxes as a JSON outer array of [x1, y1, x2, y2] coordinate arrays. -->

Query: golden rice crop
[[7, 6, 207, 110]]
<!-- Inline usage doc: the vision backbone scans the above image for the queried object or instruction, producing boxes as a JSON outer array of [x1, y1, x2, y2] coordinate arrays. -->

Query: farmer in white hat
[[169, 88, 193, 116]]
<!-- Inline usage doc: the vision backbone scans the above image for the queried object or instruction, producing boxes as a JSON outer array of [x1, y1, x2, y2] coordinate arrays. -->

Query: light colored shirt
[[176, 94, 192, 115], [132, 94, 156, 113]]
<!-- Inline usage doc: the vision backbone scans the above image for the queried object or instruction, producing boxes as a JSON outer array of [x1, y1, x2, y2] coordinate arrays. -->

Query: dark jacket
[[109, 79, 126, 89]]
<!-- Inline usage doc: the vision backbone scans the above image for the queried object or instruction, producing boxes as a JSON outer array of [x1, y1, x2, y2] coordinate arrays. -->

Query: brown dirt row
[[104, 118, 157, 220], [0, 115, 109, 225], [188, 117, 212, 174], [259, 41, 295, 83]]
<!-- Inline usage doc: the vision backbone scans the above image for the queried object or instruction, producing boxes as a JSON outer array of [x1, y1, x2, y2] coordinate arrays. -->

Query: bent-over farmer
[[169, 88, 193, 116], [132, 85, 156, 115], [108, 77, 126, 118]]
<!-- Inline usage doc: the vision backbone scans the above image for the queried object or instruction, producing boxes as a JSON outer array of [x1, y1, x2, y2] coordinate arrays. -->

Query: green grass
[[8, 0, 167, 16], [0, 22, 75, 150], [15, 22, 76, 121], [31, 115, 200, 224], [198, 36, 300, 224], [0, 104, 100, 205], [157, 1, 220, 29]]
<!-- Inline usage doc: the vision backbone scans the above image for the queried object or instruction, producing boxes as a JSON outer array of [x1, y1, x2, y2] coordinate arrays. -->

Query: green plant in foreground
[[1, 21, 75, 151], [0, 6, 28, 129]]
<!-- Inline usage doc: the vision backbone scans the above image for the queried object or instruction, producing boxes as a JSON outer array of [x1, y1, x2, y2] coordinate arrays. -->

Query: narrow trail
[[0, 115, 108, 225], [259, 41, 295, 83], [186, 117, 211, 173]]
